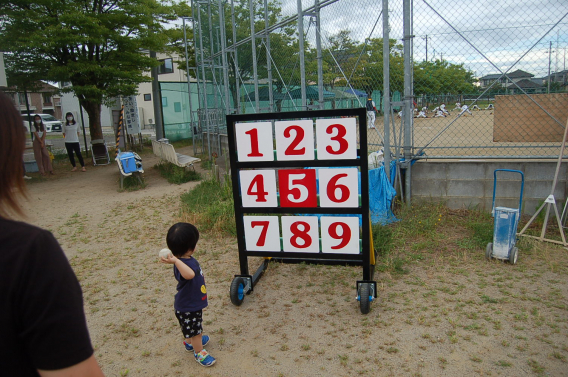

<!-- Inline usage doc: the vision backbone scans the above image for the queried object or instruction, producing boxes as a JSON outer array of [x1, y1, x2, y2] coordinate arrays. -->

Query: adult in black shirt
[[0, 91, 104, 377]]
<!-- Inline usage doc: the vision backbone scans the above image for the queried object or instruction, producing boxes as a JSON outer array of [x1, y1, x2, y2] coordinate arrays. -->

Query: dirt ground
[[21, 146, 568, 376], [369, 110, 561, 157]]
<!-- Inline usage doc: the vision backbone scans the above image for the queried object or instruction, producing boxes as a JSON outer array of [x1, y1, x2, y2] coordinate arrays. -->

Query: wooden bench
[[153, 140, 200, 170]]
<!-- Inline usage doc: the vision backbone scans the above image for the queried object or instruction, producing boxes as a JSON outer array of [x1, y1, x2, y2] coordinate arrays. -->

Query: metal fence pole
[[249, 0, 260, 113], [315, 0, 324, 110], [264, 0, 274, 112], [297, 0, 307, 110], [182, 17, 196, 155], [197, 2, 212, 161], [230, 0, 240, 114], [382, 0, 391, 181], [219, 0, 231, 115], [403, 0, 413, 205]]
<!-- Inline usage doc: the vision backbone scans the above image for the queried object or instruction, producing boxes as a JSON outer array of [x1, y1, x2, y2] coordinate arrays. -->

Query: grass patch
[[119, 176, 146, 192], [180, 178, 235, 235], [154, 161, 201, 184]]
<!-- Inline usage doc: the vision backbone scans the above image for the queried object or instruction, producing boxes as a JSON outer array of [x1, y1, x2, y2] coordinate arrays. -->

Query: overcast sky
[[274, 0, 568, 78]]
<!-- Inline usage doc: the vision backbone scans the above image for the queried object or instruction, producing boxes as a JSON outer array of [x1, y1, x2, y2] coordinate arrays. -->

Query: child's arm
[[160, 255, 196, 280]]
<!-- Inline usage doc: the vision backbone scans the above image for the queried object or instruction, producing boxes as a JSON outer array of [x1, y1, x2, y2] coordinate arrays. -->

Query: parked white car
[[22, 113, 63, 132]]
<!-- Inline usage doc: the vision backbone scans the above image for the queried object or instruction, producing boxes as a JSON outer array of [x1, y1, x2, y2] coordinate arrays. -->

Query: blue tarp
[[369, 162, 398, 225]]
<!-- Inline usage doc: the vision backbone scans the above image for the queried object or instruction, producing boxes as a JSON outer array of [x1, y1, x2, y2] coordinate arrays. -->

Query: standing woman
[[32, 114, 54, 176], [0, 92, 104, 376], [63, 112, 86, 172]]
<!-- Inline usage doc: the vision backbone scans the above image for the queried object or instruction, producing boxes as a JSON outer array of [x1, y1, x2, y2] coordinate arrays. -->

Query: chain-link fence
[[190, 0, 568, 159]]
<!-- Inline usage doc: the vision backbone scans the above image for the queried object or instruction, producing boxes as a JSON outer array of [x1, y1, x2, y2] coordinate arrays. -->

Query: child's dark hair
[[166, 222, 200, 257]]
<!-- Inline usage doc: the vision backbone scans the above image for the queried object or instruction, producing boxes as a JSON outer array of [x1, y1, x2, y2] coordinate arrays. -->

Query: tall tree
[[1, 0, 189, 139]]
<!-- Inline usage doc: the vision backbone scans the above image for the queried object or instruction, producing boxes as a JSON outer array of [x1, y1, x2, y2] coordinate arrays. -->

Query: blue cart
[[486, 169, 524, 264]]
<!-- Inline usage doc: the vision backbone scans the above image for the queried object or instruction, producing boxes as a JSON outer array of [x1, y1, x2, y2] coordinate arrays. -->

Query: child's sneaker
[[194, 349, 216, 367], [183, 335, 210, 352]]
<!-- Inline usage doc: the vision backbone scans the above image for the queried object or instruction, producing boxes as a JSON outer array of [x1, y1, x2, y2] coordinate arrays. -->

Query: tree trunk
[[81, 100, 103, 141]]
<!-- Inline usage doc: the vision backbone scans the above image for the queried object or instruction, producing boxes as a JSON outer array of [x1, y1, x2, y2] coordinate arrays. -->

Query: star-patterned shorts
[[175, 309, 203, 338]]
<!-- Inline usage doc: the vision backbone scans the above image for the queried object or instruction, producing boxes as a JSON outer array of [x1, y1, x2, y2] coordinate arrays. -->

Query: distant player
[[440, 103, 449, 116], [416, 110, 427, 118], [453, 102, 461, 111], [459, 104, 473, 116], [434, 109, 446, 117], [366, 95, 377, 129], [421, 106, 428, 113], [397, 110, 403, 118], [485, 104, 494, 110], [471, 104, 480, 111]]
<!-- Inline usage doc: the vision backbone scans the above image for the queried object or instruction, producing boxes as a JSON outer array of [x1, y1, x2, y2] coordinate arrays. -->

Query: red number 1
[[245, 128, 263, 157]]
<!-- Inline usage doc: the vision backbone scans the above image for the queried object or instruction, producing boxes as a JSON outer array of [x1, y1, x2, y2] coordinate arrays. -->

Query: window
[[144, 94, 151, 101], [174, 102, 182, 112], [158, 58, 174, 74], [162, 97, 168, 107], [18, 93, 27, 104], [42, 93, 52, 104]]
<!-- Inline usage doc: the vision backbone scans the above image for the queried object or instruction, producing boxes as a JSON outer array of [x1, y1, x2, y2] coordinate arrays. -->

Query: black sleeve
[[16, 230, 94, 371]]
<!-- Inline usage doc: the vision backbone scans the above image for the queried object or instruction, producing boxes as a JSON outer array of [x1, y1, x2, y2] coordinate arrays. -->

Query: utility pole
[[548, 41, 552, 94], [423, 35, 428, 62], [150, 50, 164, 140]]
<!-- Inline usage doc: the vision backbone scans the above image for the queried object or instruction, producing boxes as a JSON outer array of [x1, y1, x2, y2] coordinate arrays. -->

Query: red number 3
[[325, 124, 348, 155]]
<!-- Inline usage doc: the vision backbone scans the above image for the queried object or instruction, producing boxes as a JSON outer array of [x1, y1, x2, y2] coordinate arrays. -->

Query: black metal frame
[[227, 108, 372, 289]]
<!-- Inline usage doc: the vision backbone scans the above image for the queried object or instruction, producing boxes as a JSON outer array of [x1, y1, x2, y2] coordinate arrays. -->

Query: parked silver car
[[23, 113, 63, 132]]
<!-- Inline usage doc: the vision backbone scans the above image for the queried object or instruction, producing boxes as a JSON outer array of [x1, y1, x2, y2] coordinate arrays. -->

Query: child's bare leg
[[191, 334, 203, 353]]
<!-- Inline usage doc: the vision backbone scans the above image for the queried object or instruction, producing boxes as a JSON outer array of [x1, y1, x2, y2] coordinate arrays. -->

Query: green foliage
[[180, 179, 235, 235], [154, 161, 201, 185], [1, 0, 189, 137], [414, 60, 477, 95]]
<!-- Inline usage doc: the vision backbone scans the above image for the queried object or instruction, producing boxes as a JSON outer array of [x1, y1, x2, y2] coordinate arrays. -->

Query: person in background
[[32, 114, 54, 176], [63, 112, 86, 172], [0, 91, 104, 377], [366, 95, 377, 129]]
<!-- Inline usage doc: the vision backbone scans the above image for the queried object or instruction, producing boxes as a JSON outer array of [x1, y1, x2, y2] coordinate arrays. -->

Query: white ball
[[159, 248, 172, 259]]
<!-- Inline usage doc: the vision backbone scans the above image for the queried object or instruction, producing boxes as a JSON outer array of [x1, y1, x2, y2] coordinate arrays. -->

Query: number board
[[227, 108, 369, 265]]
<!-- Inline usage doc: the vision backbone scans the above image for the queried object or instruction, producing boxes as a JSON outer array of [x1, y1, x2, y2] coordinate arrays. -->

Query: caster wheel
[[359, 283, 371, 314], [230, 277, 246, 306], [509, 247, 518, 265], [486, 243, 493, 261]]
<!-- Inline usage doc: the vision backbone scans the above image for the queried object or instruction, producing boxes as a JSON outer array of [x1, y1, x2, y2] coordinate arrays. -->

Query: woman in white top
[[32, 114, 54, 176], [63, 112, 86, 172]]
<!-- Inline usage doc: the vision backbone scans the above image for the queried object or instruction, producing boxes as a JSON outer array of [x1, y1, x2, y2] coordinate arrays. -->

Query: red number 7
[[251, 221, 270, 246]]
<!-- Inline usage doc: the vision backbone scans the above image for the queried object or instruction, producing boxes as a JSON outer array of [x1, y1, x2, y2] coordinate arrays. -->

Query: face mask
[[67, 117, 73, 121], [35, 120, 41, 124]]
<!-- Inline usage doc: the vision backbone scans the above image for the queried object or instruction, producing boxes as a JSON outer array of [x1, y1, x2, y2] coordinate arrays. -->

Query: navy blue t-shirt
[[173, 257, 208, 312]]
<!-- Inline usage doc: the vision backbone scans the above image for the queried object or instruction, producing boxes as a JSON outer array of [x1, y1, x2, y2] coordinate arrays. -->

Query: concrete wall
[[411, 160, 567, 215]]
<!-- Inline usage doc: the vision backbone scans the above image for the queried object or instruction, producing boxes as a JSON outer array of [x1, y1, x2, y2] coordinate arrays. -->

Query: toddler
[[160, 222, 216, 367]]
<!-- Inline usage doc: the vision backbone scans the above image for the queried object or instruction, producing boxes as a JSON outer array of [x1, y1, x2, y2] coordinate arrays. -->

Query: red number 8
[[290, 221, 312, 248]]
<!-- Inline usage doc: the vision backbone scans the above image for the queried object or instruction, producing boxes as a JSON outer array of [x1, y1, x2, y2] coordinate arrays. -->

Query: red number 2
[[325, 124, 349, 155], [328, 222, 351, 249], [251, 221, 269, 246], [247, 174, 268, 202], [290, 221, 312, 248], [245, 128, 263, 157], [284, 125, 305, 155]]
